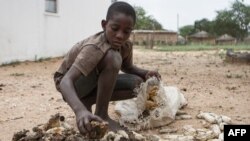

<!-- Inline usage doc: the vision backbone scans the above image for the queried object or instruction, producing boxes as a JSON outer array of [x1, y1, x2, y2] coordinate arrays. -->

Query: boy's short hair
[[106, 1, 136, 24]]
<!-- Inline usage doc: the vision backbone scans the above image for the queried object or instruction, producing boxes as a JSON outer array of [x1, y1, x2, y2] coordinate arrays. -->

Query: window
[[45, 0, 57, 13]]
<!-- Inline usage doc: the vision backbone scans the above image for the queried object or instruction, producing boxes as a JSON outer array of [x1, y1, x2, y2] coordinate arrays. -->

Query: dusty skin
[[0, 49, 250, 140]]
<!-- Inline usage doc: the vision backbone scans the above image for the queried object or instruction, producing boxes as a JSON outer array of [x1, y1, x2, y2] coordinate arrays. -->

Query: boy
[[54, 1, 161, 135]]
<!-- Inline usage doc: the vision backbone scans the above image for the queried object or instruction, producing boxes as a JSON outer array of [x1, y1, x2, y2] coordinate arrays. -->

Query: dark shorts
[[74, 70, 141, 99]]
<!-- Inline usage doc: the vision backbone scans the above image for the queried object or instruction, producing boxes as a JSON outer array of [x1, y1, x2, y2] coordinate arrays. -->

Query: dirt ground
[[0, 49, 250, 141]]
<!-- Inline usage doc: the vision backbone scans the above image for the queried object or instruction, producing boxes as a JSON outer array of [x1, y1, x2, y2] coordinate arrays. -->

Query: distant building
[[188, 31, 216, 45], [216, 34, 236, 45], [130, 30, 177, 48], [244, 35, 250, 44], [177, 35, 186, 45], [0, 0, 111, 65]]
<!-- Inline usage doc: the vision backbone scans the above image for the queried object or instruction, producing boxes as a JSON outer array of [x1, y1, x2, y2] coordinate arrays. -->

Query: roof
[[190, 31, 210, 38], [217, 34, 235, 41], [178, 35, 185, 41], [132, 30, 177, 34], [244, 35, 250, 41]]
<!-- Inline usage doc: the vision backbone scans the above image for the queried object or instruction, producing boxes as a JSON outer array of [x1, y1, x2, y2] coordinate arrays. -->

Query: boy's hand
[[76, 110, 104, 135], [145, 70, 161, 80]]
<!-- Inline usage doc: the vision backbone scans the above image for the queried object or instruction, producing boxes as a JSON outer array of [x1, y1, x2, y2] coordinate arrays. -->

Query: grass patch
[[35, 57, 52, 62], [0, 56, 56, 67], [153, 44, 250, 52], [0, 60, 21, 67]]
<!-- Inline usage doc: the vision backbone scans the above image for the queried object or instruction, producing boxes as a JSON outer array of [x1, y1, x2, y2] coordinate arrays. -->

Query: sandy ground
[[0, 49, 250, 140]]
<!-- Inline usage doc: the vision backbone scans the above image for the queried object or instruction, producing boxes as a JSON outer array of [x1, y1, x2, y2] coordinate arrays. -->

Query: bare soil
[[0, 49, 249, 141]]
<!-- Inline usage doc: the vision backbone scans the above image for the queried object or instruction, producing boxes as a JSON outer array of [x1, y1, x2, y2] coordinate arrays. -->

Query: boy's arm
[[121, 44, 161, 80], [122, 65, 161, 81], [59, 66, 103, 134]]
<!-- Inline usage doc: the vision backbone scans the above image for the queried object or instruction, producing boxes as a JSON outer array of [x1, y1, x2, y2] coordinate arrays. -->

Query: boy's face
[[102, 12, 134, 48]]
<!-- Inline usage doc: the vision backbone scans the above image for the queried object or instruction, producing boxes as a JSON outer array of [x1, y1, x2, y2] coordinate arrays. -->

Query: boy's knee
[[115, 74, 143, 91], [101, 49, 122, 71], [134, 76, 143, 87]]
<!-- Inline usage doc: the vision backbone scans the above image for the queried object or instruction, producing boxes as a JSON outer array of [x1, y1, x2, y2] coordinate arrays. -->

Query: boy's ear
[[101, 20, 107, 30]]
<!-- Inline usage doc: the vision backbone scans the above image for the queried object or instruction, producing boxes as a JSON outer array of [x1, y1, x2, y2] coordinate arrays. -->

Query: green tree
[[194, 18, 210, 31], [182, 0, 250, 40], [179, 25, 195, 37], [213, 0, 250, 40], [194, 18, 216, 35], [213, 10, 242, 38], [134, 6, 163, 30], [231, 0, 250, 38]]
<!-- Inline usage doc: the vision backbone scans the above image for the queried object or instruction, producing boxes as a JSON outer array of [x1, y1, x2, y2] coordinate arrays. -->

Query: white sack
[[115, 77, 187, 130]]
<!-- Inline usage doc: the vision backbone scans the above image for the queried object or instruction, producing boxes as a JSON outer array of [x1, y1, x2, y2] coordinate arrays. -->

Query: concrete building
[[0, 0, 111, 65], [177, 35, 186, 45], [244, 35, 250, 44]]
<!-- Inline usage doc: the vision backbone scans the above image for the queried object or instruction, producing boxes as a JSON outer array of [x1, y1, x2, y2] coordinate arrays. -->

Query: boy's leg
[[80, 49, 143, 131], [74, 70, 98, 112], [94, 49, 122, 119], [80, 73, 143, 131], [80, 73, 143, 108], [93, 49, 122, 131], [111, 73, 143, 100], [74, 67, 143, 112]]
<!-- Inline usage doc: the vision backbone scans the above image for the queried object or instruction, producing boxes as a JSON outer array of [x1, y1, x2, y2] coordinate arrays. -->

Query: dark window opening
[[45, 0, 57, 13]]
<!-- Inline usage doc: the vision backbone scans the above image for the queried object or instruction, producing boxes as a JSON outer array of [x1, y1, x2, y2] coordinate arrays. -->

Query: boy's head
[[102, 2, 136, 48], [106, 2, 136, 25]]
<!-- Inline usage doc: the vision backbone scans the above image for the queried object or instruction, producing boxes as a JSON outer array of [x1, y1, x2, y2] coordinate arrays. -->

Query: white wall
[[0, 0, 111, 64]]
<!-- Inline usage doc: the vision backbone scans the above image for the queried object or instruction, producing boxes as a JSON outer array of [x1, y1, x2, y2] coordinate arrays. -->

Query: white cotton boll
[[221, 115, 232, 124], [197, 111, 204, 119], [178, 135, 194, 141], [183, 125, 197, 136], [161, 134, 194, 141], [113, 135, 123, 141], [146, 134, 161, 141], [209, 113, 219, 118], [197, 112, 217, 124], [201, 120, 211, 128], [219, 133, 224, 140], [208, 139, 222, 141], [204, 114, 216, 123], [210, 124, 221, 137], [161, 134, 181, 140], [132, 131, 146, 141], [102, 131, 116, 141], [117, 130, 129, 139], [195, 129, 215, 141], [61, 121, 72, 130], [216, 116, 223, 124], [219, 122, 227, 131], [46, 127, 65, 134]]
